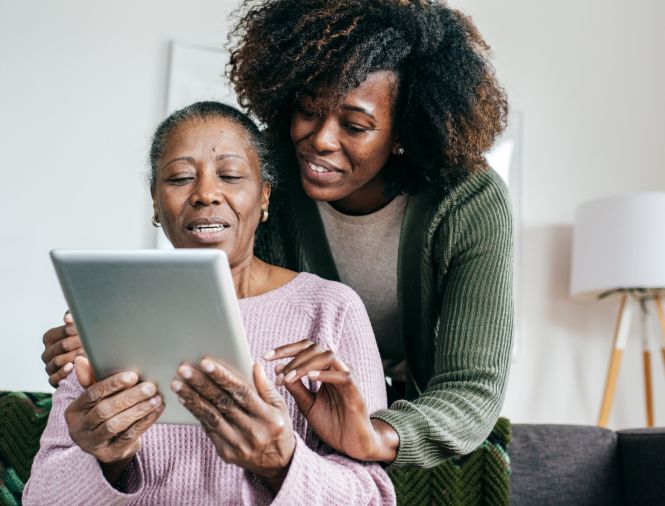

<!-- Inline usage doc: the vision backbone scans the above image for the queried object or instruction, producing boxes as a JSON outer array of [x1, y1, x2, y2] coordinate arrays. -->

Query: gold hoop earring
[[260, 209, 269, 223], [151, 214, 161, 228]]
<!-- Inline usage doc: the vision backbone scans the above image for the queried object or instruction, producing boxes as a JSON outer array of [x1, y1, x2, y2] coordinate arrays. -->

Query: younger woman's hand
[[65, 369, 164, 483], [42, 310, 86, 387], [172, 359, 295, 492], [264, 339, 399, 463]]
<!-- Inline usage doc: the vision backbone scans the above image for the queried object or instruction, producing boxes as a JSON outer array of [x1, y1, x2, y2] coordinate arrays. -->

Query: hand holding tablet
[[51, 249, 253, 424]]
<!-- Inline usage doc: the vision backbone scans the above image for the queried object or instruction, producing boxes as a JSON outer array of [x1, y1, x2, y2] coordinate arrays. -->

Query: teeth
[[192, 224, 225, 232], [309, 162, 330, 173]]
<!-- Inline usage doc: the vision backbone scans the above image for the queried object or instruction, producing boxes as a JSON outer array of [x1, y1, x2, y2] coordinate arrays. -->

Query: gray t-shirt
[[317, 195, 408, 381]]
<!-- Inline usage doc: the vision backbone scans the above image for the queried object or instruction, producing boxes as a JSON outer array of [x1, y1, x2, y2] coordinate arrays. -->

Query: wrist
[[258, 465, 290, 493], [370, 419, 399, 463], [256, 434, 296, 493], [99, 456, 134, 487]]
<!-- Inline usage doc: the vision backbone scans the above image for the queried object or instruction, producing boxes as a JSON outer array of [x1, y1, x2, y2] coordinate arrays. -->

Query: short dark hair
[[228, 0, 508, 194], [148, 101, 274, 193]]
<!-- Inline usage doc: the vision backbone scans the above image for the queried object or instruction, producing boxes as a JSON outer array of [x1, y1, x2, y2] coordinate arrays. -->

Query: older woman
[[42, 0, 514, 469], [24, 102, 395, 505]]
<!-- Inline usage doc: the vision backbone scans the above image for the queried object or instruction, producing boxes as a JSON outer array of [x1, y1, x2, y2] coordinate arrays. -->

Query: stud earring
[[151, 214, 161, 228], [396, 147, 405, 156], [261, 208, 269, 223]]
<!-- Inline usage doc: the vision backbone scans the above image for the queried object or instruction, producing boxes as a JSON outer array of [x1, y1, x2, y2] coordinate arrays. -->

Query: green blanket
[[0, 392, 52, 506], [0, 392, 511, 505], [388, 417, 511, 505]]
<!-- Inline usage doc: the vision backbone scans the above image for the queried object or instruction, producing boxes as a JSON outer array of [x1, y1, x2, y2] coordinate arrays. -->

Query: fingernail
[[171, 380, 183, 392], [179, 366, 192, 379], [263, 349, 275, 359], [150, 395, 161, 405], [275, 373, 284, 386], [141, 383, 156, 396], [308, 371, 320, 379], [63, 362, 73, 373], [200, 359, 214, 373], [285, 370, 297, 382], [274, 364, 285, 374], [177, 396, 185, 404], [122, 371, 138, 384]]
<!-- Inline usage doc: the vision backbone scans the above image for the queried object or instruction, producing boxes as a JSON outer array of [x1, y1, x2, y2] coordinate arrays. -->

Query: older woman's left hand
[[171, 359, 295, 492]]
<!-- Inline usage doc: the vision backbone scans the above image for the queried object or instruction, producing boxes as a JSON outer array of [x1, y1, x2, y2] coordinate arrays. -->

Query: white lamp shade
[[570, 192, 665, 300]]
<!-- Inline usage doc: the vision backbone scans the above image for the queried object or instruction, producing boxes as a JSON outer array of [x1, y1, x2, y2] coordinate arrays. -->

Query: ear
[[391, 138, 402, 156], [261, 182, 271, 210]]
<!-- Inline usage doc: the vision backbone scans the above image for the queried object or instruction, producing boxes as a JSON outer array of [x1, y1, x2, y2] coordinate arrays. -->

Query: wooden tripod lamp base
[[597, 293, 665, 427]]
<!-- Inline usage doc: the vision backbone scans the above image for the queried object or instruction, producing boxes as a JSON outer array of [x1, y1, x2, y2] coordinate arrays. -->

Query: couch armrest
[[618, 427, 665, 506]]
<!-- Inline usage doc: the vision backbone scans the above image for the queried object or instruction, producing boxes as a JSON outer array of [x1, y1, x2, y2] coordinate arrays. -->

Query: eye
[[344, 123, 370, 134], [297, 105, 318, 119], [166, 176, 194, 185], [220, 175, 243, 183]]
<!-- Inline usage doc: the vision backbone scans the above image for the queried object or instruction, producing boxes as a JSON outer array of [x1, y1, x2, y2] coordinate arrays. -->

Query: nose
[[309, 116, 341, 154], [189, 172, 222, 207]]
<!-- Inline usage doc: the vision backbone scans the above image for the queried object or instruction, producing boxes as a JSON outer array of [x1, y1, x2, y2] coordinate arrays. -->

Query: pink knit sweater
[[23, 273, 395, 505]]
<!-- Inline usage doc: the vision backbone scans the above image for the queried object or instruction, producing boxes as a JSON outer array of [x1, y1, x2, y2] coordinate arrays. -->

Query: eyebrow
[[341, 104, 376, 122], [301, 93, 377, 122], [161, 153, 245, 170]]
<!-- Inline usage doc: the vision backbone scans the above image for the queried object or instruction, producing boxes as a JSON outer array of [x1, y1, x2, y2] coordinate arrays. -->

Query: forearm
[[371, 360, 510, 466]]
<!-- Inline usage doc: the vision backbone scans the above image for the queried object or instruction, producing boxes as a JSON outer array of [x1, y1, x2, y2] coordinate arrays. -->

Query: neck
[[231, 254, 270, 299], [329, 173, 393, 215]]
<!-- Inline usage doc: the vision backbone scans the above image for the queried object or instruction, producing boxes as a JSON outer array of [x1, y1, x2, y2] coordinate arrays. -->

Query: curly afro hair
[[228, 0, 508, 194]]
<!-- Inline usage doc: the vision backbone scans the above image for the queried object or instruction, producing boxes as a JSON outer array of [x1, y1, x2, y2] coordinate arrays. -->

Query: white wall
[[449, 0, 665, 428], [2, 0, 665, 429], [0, 0, 238, 392]]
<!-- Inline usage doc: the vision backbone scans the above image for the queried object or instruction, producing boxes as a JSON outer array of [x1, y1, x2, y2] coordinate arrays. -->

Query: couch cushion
[[510, 424, 622, 506], [618, 427, 665, 506]]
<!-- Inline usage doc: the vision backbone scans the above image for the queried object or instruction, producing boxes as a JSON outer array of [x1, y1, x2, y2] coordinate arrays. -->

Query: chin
[[300, 177, 345, 202]]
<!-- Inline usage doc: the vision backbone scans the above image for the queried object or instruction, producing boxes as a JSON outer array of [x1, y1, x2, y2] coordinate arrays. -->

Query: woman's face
[[152, 117, 269, 268], [290, 71, 401, 205]]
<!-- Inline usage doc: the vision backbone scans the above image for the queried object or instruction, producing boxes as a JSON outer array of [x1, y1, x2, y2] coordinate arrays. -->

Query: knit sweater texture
[[254, 154, 514, 468], [22, 273, 396, 505]]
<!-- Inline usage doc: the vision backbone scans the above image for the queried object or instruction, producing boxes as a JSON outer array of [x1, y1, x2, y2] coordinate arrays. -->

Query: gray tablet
[[50, 249, 253, 424]]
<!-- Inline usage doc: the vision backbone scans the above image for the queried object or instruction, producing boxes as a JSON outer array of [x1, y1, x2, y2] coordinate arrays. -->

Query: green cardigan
[[255, 155, 514, 468]]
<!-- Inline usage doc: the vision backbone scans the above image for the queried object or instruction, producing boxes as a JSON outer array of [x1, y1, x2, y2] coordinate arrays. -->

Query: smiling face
[[152, 117, 270, 267], [290, 71, 401, 213]]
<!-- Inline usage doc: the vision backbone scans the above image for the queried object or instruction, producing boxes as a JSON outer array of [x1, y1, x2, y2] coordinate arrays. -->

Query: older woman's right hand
[[42, 311, 86, 387], [64, 368, 164, 483]]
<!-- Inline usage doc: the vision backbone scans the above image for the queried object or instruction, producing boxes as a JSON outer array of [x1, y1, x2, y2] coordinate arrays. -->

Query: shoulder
[[422, 167, 513, 244], [435, 167, 512, 221], [286, 272, 366, 319]]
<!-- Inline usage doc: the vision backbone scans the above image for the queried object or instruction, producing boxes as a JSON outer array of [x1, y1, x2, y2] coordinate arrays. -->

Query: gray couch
[[510, 424, 665, 505]]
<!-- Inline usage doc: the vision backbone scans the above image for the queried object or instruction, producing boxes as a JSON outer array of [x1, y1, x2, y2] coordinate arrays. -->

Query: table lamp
[[570, 192, 665, 427]]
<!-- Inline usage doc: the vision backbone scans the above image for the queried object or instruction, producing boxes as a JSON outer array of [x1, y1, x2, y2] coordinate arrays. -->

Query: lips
[[184, 217, 230, 243], [299, 154, 342, 173], [298, 154, 344, 185], [185, 217, 230, 230]]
